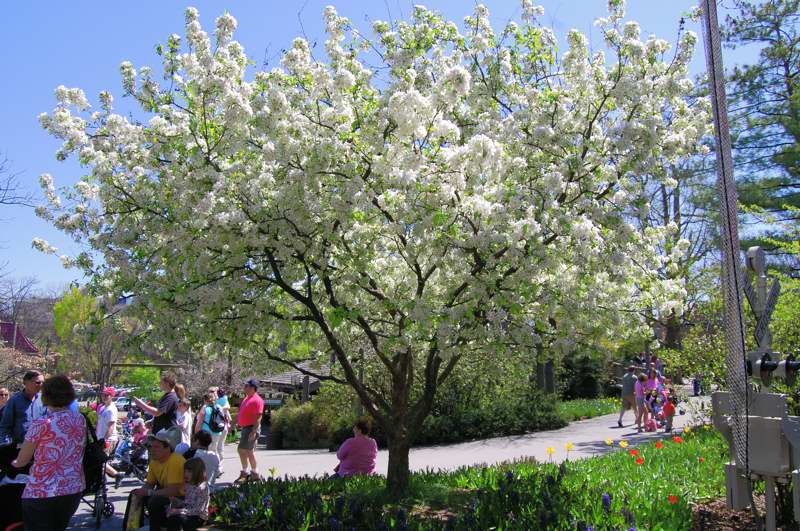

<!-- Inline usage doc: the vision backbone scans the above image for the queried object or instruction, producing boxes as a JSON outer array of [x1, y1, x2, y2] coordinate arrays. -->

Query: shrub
[[270, 400, 333, 449], [558, 351, 610, 399], [274, 365, 567, 449], [414, 381, 564, 445], [556, 398, 618, 422]]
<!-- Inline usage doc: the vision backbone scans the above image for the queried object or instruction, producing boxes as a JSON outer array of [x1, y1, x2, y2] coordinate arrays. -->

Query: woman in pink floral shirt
[[12, 375, 86, 531]]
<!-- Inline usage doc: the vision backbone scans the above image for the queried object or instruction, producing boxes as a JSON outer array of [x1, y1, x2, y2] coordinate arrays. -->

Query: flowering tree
[[35, 1, 707, 493]]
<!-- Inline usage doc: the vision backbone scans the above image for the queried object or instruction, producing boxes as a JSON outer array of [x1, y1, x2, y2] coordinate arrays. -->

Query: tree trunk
[[386, 433, 411, 497], [226, 349, 233, 387], [661, 314, 684, 350]]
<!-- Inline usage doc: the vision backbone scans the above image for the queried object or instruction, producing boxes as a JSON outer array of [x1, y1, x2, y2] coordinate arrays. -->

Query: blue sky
[[0, 0, 753, 290]]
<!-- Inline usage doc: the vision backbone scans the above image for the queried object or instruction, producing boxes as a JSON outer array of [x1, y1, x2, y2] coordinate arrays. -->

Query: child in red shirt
[[662, 396, 677, 433]]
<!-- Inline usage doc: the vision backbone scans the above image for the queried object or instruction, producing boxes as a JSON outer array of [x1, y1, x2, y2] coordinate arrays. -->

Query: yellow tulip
[[546, 447, 555, 456], [605, 438, 613, 446], [684, 426, 690, 434], [565, 442, 574, 451], [619, 440, 629, 448]]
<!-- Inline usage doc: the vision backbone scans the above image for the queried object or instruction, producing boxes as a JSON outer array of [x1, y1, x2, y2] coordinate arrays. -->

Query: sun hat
[[100, 386, 116, 398]]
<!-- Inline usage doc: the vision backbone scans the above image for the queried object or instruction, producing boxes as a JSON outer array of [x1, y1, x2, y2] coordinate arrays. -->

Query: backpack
[[207, 404, 226, 433], [82, 414, 109, 492]]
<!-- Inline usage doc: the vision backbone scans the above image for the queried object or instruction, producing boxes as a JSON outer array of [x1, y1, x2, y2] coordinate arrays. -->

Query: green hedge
[[270, 380, 566, 450], [556, 397, 618, 422], [210, 426, 725, 529]]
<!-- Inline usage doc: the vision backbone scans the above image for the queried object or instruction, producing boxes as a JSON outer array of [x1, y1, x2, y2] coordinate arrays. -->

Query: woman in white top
[[97, 387, 118, 448], [175, 398, 193, 454]]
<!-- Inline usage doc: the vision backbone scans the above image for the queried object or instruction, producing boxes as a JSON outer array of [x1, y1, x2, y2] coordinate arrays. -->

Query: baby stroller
[[110, 435, 149, 483], [81, 415, 115, 528]]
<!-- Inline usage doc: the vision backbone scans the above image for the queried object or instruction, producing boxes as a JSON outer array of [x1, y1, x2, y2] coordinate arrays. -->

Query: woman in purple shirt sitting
[[334, 418, 378, 477]]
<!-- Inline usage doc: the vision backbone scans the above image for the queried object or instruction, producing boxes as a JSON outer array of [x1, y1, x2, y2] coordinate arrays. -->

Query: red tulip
[[668, 495, 678, 504], [698, 456, 705, 463], [655, 441, 663, 449], [635, 457, 644, 465], [629, 449, 639, 456], [672, 436, 683, 443]]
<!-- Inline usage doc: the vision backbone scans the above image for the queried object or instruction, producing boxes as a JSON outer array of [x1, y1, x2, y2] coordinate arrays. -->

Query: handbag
[[82, 413, 108, 492], [123, 491, 144, 530]]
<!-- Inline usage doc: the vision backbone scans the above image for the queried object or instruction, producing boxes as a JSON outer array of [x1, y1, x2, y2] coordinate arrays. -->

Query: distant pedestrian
[[210, 386, 231, 465], [97, 387, 119, 448], [97, 387, 123, 482], [236, 379, 264, 482], [12, 375, 86, 531], [618, 366, 636, 428], [176, 399, 193, 454], [194, 392, 225, 461], [133, 372, 179, 434], [663, 396, 677, 432], [645, 367, 660, 392], [334, 418, 378, 477], [650, 355, 664, 378], [634, 373, 648, 433]]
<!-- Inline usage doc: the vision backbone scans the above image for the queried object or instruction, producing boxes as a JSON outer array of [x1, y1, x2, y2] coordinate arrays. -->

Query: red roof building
[[0, 322, 39, 353]]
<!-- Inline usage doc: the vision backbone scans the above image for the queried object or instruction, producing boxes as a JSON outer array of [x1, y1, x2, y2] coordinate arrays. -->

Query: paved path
[[70, 405, 698, 529]]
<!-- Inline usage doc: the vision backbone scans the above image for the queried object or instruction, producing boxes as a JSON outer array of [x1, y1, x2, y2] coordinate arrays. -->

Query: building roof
[[0, 322, 39, 353], [260, 360, 331, 394]]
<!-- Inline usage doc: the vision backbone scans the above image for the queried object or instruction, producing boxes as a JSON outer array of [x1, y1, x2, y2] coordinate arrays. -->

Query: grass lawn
[[210, 425, 725, 529]]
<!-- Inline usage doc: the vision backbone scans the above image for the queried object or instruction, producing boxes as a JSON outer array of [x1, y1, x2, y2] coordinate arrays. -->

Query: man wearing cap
[[236, 378, 264, 482], [130, 428, 184, 530]]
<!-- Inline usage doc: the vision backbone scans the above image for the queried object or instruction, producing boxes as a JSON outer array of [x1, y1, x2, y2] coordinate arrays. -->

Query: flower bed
[[210, 426, 725, 529]]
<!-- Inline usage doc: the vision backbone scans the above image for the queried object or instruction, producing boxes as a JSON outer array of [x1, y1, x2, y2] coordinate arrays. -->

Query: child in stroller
[[110, 418, 149, 487]]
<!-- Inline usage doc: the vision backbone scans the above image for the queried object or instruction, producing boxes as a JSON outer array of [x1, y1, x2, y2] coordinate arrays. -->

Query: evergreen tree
[[723, 0, 800, 273]]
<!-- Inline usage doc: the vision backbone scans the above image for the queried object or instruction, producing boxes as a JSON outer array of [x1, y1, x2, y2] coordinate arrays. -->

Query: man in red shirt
[[236, 379, 264, 482]]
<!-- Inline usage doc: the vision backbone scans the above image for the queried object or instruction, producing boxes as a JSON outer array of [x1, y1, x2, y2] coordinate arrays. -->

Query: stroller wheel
[[103, 501, 115, 517], [93, 494, 105, 528]]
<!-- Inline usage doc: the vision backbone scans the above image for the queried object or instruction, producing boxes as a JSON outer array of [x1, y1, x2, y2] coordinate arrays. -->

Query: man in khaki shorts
[[618, 366, 637, 428], [236, 379, 264, 482]]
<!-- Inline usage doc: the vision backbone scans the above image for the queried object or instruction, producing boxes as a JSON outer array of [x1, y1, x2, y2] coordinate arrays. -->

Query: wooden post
[[301, 375, 310, 403]]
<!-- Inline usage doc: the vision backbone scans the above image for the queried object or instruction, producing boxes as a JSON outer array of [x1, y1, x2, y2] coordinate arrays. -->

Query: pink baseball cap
[[100, 387, 116, 398]]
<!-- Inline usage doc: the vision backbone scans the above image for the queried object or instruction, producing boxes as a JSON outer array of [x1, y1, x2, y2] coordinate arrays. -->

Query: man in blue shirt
[[0, 370, 45, 447]]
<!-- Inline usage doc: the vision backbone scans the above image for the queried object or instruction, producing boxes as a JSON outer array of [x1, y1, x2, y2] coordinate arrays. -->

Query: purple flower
[[601, 492, 612, 512]]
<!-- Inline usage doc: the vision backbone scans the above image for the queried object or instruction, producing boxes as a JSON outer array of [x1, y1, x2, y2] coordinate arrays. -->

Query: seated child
[[167, 458, 209, 531], [646, 389, 663, 429], [131, 418, 149, 445]]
